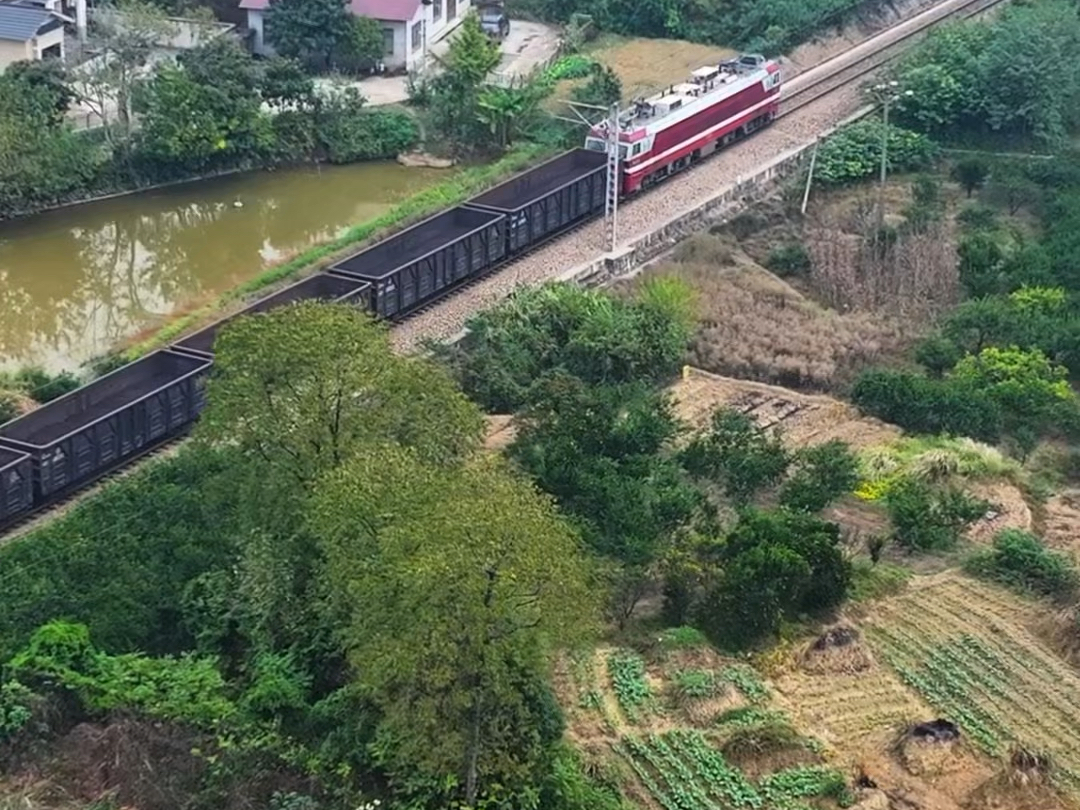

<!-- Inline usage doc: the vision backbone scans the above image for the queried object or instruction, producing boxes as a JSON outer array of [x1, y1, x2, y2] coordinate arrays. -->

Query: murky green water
[[0, 161, 448, 372]]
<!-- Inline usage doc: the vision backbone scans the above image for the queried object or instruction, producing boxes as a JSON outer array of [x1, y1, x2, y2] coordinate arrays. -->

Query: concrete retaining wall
[[557, 105, 875, 289]]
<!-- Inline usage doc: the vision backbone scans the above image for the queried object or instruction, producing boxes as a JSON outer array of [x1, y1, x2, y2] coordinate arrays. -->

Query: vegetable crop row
[[607, 651, 651, 722]]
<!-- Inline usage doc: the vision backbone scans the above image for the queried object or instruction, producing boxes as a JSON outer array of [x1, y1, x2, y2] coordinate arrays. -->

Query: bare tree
[[70, 0, 177, 154]]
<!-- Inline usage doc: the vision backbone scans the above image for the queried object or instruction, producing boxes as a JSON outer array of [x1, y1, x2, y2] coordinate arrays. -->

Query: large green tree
[[698, 509, 850, 646], [138, 38, 273, 168], [0, 70, 100, 216], [440, 279, 695, 412], [893, 2, 1080, 146], [72, 0, 176, 153], [310, 446, 596, 807], [198, 300, 482, 484], [510, 376, 705, 624], [264, 0, 355, 72], [680, 408, 790, 506], [195, 301, 483, 648]]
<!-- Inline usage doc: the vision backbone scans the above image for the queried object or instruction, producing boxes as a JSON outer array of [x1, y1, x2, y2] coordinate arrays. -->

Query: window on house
[[433, 0, 442, 21], [411, 21, 422, 50], [382, 28, 394, 55]]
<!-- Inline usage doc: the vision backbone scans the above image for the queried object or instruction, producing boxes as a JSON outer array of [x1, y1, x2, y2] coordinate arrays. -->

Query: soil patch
[[964, 482, 1033, 545], [668, 366, 899, 450], [1041, 490, 1080, 564], [483, 414, 516, 451], [803, 625, 875, 675]]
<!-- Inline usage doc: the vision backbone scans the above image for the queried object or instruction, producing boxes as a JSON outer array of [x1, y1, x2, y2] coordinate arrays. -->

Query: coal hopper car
[[0, 349, 211, 503], [0, 446, 34, 526], [464, 149, 607, 253], [173, 271, 372, 358], [330, 206, 507, 319]]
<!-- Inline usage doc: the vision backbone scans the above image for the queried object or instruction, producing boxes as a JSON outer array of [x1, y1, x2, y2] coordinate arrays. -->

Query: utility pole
[[878, 90, 890, 230], [866, 80, 914, 230], [553, 98, 621, 253], [604, 101, 620, 253], [801, 138, 819, 215]]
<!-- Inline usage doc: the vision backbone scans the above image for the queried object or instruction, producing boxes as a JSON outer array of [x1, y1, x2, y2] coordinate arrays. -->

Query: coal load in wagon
[[0, 350, 211, 497], [466, 149, 607, 252], [173, 272, 372, 357], [331, 206, 507, 319]]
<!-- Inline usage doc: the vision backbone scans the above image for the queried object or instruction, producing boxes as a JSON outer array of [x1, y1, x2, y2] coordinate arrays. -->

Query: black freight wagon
[[0, 446, 34, 525], [464, 149, 607, 253], [173, 271, 373, 357], [0, 349, 211, 498], [331, 206, 507, 318]]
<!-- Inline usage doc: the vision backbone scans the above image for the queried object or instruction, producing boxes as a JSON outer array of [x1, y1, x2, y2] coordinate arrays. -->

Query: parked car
[[478, 2, 510, 39]]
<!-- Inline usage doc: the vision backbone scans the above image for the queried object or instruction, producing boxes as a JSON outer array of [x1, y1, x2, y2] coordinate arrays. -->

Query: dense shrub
[[698, 509, 850, 647], [681, 408, 790, 506], [850, 368, 1002, 442], [2, 365, 81, 404], [9, 621, 235, 727], [815, 120, 938, 185], [318, 106, 419, 164], [437, 280, 696, 413], [885, 477, 987, 551], [0, 391, 19, 424], [966, 529, 1079, 600], [778, 440, 860, 513], [0, 445, 240, 660], [765, 243, 811, 277]]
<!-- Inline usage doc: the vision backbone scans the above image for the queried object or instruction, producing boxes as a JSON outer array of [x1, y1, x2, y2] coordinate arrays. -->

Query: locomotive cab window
[[585, 137, 606, 152]]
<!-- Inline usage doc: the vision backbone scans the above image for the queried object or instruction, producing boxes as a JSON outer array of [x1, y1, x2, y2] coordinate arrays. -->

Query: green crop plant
[[758, 766, 854, 807], [667, 731, 762, 808], [720, 665, 769, 703], [868, 627, 1008, 754], [674, 669, 719, 700], [607, 650, 651, 722], [714, 706, 789, 729]]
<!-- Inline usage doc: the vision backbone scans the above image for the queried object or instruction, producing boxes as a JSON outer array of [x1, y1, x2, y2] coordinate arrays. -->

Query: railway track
[[2, 0, 1011, 540], [780, 0, 1010, 115]]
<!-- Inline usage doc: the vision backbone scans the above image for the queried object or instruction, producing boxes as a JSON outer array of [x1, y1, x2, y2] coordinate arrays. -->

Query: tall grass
[[646, 238, 914, 392], [860, 436, 1021, 483], [123, 144, 555, 361]]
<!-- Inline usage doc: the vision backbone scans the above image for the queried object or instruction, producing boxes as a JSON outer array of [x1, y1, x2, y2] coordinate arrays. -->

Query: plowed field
[[865, 574, 1080, 790]]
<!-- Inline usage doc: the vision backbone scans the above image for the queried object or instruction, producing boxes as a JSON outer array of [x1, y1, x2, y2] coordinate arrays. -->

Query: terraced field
[[614, 731, 850, 810], [865, 575, 1080, 791], [774, 661, 933, 751]]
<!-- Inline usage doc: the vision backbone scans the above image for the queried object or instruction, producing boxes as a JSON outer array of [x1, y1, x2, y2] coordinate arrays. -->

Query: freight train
[[0, 53, 781, 530]]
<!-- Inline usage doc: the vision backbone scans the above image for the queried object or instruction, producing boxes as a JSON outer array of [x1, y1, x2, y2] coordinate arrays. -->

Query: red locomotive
[[585, 54, 782, 195]]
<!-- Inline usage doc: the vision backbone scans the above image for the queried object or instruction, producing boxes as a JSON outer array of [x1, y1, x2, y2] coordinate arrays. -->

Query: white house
[[240, 0, 471, 72], [0, 0, 66, 72]]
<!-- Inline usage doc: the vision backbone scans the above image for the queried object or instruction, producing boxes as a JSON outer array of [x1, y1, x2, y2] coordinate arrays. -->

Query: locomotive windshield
[[583, 137, 628, 159]]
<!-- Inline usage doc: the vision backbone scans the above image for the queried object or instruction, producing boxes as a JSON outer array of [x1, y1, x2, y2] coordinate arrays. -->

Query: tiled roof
[[0, 3, 55, 41], [239, 0, 421, 22]]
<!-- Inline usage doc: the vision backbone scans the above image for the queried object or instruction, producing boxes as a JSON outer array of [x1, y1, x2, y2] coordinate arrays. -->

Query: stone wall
[[558, 105, 874, 290]]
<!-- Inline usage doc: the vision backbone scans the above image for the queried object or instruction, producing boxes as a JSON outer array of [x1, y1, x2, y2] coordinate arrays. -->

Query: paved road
[[356, 20, 561, 105]]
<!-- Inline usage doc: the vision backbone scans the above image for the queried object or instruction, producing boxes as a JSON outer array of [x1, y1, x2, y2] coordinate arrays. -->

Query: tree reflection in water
[[0, 161, 446, 372]]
